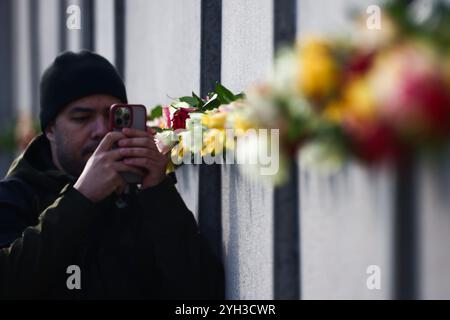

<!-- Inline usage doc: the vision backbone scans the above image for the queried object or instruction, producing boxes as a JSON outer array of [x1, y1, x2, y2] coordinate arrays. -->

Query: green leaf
[[148, 105, 163, 120], [215, 82, 236, 104], [179, 96, 199, 107], [192, 92, 205, 107], [201, 94, 221, 111], [207, 92, 216, 99], [234, 93, 246, 100]]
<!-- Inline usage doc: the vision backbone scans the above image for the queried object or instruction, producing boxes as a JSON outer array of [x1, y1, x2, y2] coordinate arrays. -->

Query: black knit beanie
[[39, 50, 128, 132]]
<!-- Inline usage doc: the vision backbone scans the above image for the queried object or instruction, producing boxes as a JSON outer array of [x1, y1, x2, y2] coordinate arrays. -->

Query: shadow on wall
[[225, 166, 241, 299]]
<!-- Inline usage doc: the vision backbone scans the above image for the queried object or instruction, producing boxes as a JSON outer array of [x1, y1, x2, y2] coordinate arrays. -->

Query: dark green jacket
[[0, 134, 224, 299]]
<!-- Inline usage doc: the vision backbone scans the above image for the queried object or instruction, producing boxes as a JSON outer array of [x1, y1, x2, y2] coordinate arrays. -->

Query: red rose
[[389, 74, 450, 139], [172, 108, 191, 130], [345, 50, 376, 80], [344, 118, 405, 164]]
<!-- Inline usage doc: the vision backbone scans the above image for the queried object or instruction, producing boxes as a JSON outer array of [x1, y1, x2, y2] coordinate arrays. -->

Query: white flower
[[298, 141, 346, 175], [270, 47, 298, 96], [172, 101, 191, 110], [155, 130, 179, 154], [245, 85, 281, 126]]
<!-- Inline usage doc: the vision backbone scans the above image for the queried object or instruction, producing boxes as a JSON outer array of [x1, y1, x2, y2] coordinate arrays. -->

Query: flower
[[201, 112, 227, 129], [243, 85, 285, 128], [224, 101, 255, 132], [170, 105, 197, 130], [201, 129, 225, 157], [296, 38, 339, 101], [344, 118, 401, 163], [147, 116, 166, 130], [369, 43, 450, 142], [299, 140, 346, 174], [172, 108, 191, 130], [322, 100, 346, 124], [155, 130, 179, 154], [172, 101, 192, 109], [148, 1, 450, 186], [178, 113, 203, 154], [343, 50, 376, 80], [323, 77, 377, 124], [271, 47, 298, 95], [163, 106, 171, 128]]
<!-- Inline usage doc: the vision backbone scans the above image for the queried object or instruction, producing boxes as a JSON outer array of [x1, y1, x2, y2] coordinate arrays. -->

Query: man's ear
[[45, 122, 56, 143]]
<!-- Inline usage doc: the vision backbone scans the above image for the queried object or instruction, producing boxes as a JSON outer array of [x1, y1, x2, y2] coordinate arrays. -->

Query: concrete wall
[[222, 165, 274, 299], [298, 162, 394, 299], [297, 0, 384, 37], [125, 0, 201, 106], [94, 0, 115, 64], [38, 0, 60, 78], [12, 0, 33, 116], [65, 0, 83, 52], [221, 0, 274, 299], [221, 0, 273, 93]]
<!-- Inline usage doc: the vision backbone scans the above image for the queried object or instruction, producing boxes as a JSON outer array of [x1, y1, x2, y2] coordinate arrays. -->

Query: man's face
[[46, 94, 122, 177]]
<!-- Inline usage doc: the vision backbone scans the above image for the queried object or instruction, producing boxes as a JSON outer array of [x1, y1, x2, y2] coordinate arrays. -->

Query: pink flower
[[370, 44, 450, 141], [163, 106, 171, 128]]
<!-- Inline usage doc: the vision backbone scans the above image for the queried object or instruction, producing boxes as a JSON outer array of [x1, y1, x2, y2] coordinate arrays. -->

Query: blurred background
[[1, 0, 450, 300]]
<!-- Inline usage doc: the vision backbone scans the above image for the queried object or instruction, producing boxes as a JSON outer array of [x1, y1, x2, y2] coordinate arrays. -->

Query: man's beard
[[54, 136, 100, 177]]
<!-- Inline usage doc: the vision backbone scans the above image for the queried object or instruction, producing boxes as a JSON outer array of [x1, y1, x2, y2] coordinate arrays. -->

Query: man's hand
[[118, 127, 170, 189], [73, 132, 146, 203]]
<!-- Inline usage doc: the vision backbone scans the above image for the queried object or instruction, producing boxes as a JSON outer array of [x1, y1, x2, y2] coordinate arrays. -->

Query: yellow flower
[[201, 112, 227, 129], [322, 77, 376, 123], [322, 100, 346, 123], [230, 112, 254, 132], [297, 39, 339, 100], [201, 129, 225, 156], [344, 77, 376, 121], [165, 160, 175, 174], [170, 135, 185, 163]]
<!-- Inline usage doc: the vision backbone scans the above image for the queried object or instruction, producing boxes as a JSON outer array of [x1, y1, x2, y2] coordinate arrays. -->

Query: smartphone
[[109, 104, 147, 184]]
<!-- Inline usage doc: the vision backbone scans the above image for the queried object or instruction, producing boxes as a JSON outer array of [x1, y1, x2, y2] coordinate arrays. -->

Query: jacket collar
[[5, 134, 74, 193]]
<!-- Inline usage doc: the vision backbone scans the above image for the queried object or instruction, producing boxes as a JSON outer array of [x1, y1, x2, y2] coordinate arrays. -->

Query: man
[[0, 51, 224, 299]]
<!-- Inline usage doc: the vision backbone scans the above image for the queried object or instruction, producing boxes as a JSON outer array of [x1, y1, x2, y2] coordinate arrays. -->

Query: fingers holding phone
[[119, 127, 169, 189], [73, 131, 146, 203]]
